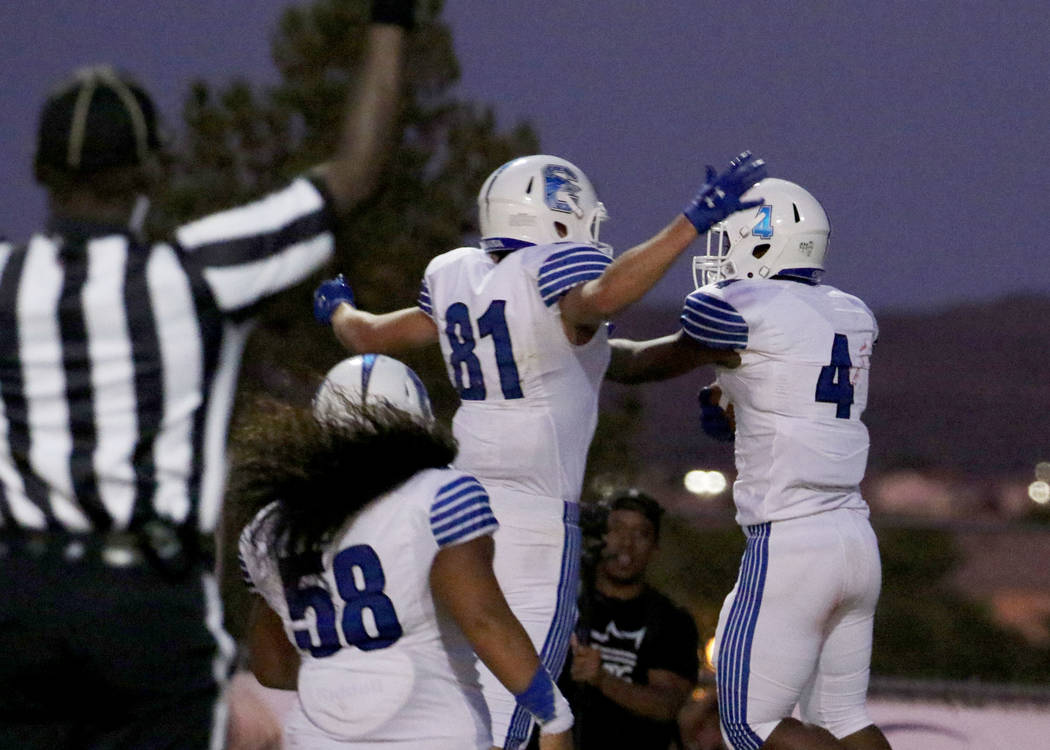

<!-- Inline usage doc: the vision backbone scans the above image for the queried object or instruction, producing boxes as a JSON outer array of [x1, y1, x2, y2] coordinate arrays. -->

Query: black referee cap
[[36, 65, 162, 174]]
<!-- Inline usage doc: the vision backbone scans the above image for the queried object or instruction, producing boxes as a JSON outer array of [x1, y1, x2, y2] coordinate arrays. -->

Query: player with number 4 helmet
[[312, 152, 764, 749], [605, 178, 893, 750], [236, 355, 574, 749], [692, 177, 831, 288]]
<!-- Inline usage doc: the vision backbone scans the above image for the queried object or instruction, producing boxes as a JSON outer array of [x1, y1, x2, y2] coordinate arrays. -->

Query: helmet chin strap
[[128, 194, 150, 238]]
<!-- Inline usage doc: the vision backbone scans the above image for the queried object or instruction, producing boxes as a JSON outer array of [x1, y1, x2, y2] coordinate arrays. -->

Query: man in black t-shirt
[[568, 490, 700, 750]]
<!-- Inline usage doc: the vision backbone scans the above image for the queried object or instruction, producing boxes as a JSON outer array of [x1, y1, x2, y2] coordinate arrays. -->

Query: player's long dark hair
[[230, 396, 457, 585]]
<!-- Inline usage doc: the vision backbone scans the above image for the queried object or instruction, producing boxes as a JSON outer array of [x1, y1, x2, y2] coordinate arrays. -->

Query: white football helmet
[[477, 155, 610, 254], [313, 355, 433, 424], [693, 178, 830, 288]]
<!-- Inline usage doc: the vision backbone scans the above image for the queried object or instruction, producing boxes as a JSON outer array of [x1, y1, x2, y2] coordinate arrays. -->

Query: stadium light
[[684, 469, 728, 496], [1028, 481, 1050, 505], [704, 637, 716, 670]]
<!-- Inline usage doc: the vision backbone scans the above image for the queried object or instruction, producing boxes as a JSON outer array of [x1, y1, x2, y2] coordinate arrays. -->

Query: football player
[[606, 179, 893, 750], [236, 355, 573, 750], [311, 152, 764, 749]]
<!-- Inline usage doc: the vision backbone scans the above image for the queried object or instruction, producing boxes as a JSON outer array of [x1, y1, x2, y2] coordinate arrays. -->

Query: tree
[[152, 0, 538, 637]]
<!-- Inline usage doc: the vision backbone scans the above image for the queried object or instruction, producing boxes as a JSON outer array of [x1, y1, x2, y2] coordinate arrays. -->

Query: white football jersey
[[239, 469, 498, 747], [681, 279, 878, 526], [419, 243, 612, 503]]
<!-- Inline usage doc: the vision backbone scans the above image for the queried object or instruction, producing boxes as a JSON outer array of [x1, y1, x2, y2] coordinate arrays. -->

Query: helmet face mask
[[692, 178, 830, 288], [478, 155, 610, 255]]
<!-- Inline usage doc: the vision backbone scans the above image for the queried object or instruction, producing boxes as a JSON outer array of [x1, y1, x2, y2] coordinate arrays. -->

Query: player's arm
[[606, 332, 740, 384], [314, 274, 439, 353], [559, 217, 697, 331], [431, 535, 573, 745], [558, 153, 766, 331], [245, 595, 300, 691], [331, 304, 438, 354], [316, 1, 413, 216]]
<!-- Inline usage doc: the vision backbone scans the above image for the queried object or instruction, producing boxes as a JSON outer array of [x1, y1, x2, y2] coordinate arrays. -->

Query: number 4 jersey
[[681, 278, 878, 526], [419, 243, 612, 503], [238, 469, 499, 746]]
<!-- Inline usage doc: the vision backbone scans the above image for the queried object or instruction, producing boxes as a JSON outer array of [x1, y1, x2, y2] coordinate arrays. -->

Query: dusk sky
[[4, 1, 1047, 314]]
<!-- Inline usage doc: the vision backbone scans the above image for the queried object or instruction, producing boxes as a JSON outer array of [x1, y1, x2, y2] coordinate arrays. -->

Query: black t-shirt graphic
[[568, 587, 700, 750]]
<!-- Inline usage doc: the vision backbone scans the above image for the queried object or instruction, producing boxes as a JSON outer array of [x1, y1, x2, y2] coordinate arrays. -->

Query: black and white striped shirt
[[0, 176, 334, 534]]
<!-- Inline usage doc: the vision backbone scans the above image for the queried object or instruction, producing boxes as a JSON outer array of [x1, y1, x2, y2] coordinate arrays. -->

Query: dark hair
[[230, 396, 457, 586], [607, 488, 664, 541]]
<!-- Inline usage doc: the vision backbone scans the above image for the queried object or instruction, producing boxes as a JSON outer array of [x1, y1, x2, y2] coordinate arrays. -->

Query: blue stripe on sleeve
[[430, 490, 489, 525], [430, 475, 498, 547], [432, 478, 486, 512], [540, 246, 612, 273], [537, 246, 612, 307], [680, 291, 749, 350], [432, 507, 497, 543], [418, 279, 433, 316], [434, 474, 475, 497]]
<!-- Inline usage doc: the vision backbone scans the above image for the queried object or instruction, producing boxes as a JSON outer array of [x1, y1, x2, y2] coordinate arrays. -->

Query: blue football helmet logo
[[544, 165, 583, 215]]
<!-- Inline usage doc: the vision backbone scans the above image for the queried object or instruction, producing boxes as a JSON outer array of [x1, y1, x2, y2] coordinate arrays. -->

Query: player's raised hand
[[683, 151, 767, 234], [698, 385, 736, 443], [313, 274, 356, 325]]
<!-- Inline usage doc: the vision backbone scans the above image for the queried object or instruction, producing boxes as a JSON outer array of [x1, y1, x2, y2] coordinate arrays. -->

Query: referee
[[0, 2, 414, 747]]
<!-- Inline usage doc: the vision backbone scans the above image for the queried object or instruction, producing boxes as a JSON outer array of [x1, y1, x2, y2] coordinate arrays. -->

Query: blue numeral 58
[[286, 544, 403, 657]]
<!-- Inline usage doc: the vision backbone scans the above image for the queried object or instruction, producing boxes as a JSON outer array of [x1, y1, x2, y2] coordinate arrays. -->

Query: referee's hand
[[370, 0, 416, 29]]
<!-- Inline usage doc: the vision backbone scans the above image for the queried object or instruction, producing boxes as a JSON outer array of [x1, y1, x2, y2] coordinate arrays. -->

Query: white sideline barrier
[[870, 698, 1050, 750]]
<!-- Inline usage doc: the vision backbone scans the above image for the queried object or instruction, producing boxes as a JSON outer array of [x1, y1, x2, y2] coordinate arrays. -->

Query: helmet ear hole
[[554, 221, 568, 238], [793, 203, 801, 222], [526, 177, 534, 195], [752, 243, 770, 259]]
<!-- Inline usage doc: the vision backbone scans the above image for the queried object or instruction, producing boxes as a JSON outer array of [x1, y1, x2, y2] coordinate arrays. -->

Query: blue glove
[[698, 386, 734, 443], [683, 151, 768, 234], [313, 274, 355, 325]]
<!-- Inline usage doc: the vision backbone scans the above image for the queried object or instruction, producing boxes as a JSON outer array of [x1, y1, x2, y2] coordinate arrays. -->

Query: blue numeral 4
[[815, 333, 854, 419], [752, 205, 773, 239]]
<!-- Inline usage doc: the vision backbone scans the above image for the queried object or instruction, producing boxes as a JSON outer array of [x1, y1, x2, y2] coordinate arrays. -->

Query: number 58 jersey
[[419, 244, 612, 503], [681, 279, 878, 526], [238, 468, 499, 746]]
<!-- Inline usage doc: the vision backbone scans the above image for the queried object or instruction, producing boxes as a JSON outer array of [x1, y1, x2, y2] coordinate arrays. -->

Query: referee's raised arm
[[320, 14, 408, 214], [176, 4, 412, 314]]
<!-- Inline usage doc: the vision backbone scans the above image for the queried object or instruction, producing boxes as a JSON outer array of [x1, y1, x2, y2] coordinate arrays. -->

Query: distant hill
[[602, 294, 1050, 480]]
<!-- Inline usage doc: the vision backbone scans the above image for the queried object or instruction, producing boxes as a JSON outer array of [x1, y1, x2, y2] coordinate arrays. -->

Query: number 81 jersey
[[419, 244, 612, 502], [681, 278, 878, 526]]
